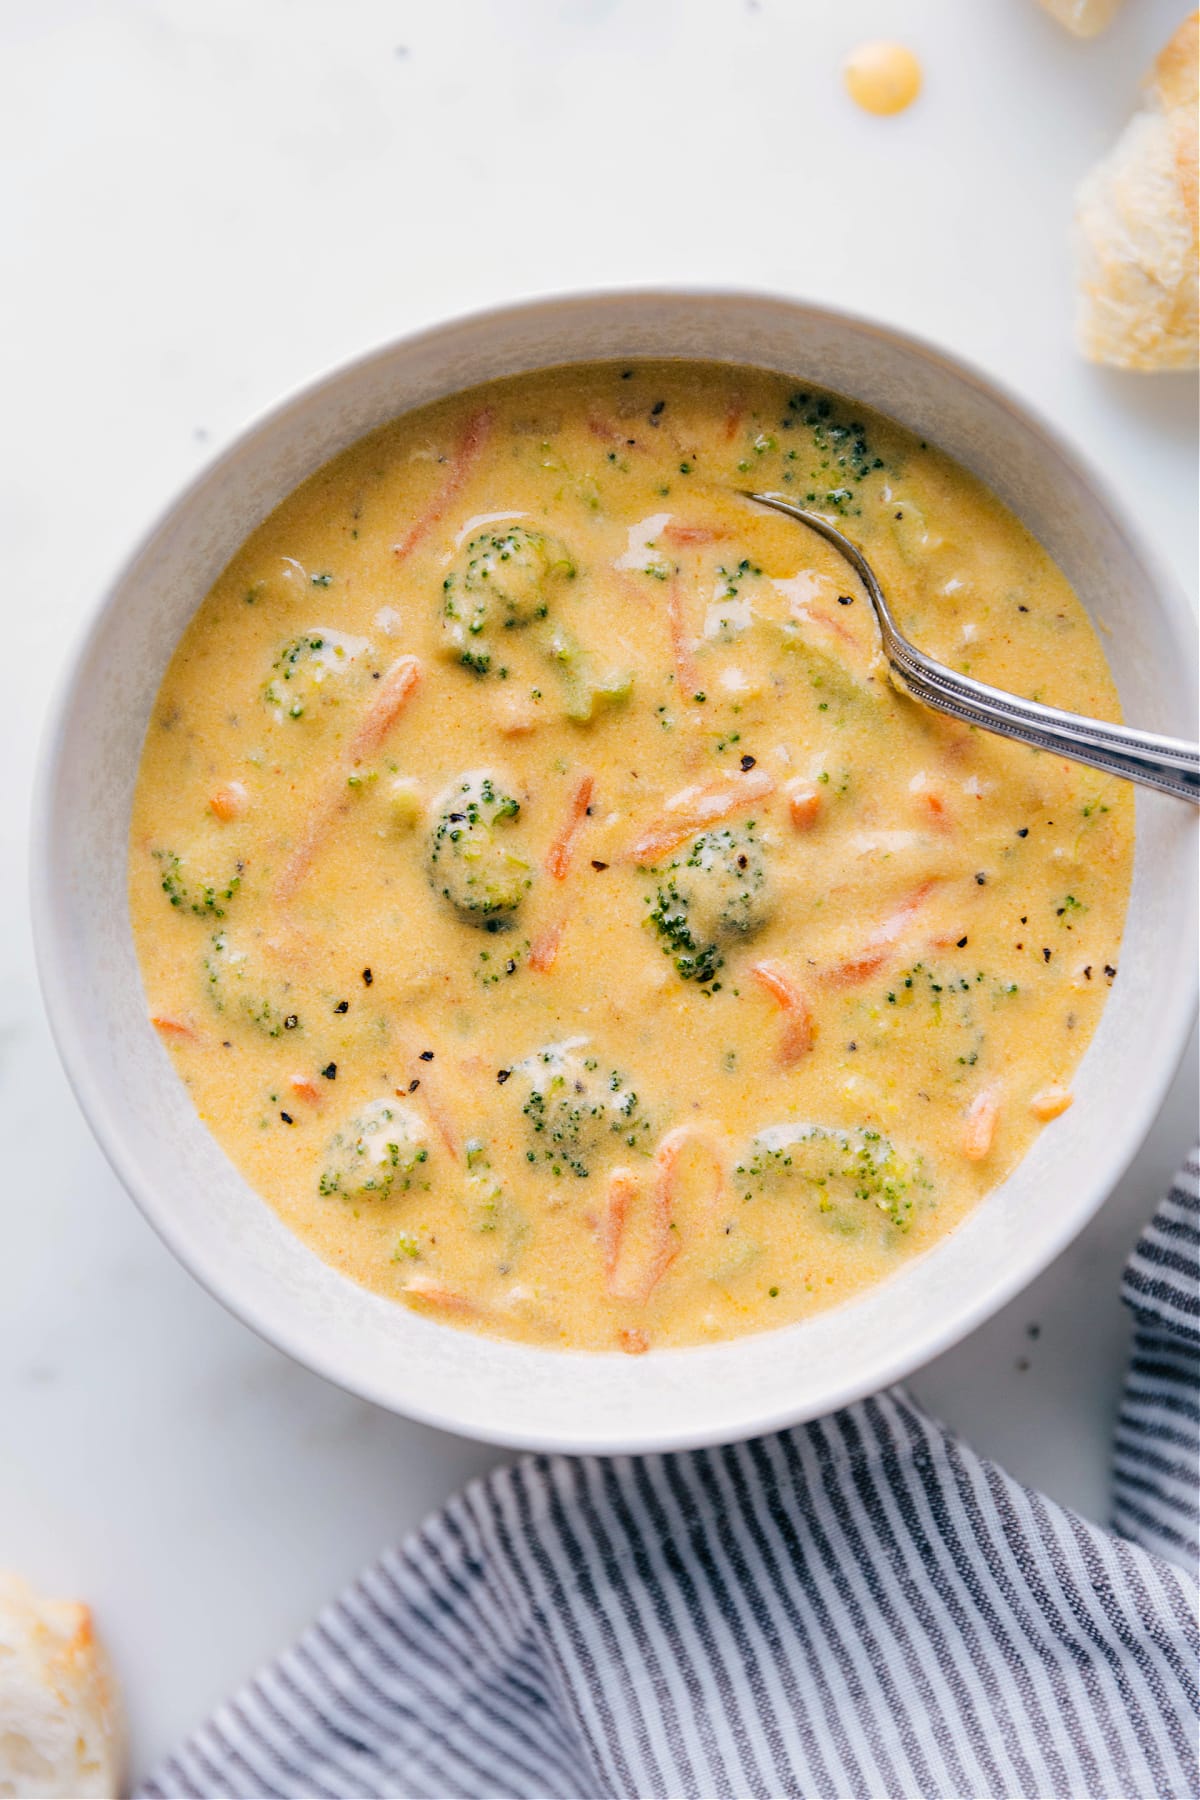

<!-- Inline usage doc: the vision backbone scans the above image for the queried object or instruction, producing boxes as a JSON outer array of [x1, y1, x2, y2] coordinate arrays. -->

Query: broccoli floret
[[427, 771, 532, 928], [204, 931, 301, 1037], [645, 826, 770, 989], [734, 1123, 919, 1231], [318, 1099, 429, 1201], [459, 1138, 527, 1255], [153, 849, 241, 920], [546, 625, 633, 723], [441, 527, 575, 675], [263, 629, 370, 720], [509, 1039, 651, 1178]]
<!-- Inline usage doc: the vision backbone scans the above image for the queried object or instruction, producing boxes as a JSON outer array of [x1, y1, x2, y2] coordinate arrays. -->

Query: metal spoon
[[744, 490, 1199, 805]]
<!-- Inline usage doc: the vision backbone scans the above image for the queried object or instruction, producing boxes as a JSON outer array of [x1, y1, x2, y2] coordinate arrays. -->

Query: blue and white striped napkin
[[141, 1156, 1199, 1800]]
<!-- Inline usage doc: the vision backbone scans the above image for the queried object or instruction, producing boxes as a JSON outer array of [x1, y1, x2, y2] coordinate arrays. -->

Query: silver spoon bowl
[[744, 491, 1199, 805]]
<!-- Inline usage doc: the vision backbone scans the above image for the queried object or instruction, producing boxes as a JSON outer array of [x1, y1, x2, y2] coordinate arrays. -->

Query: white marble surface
[[2, 0, 1196, 1779]]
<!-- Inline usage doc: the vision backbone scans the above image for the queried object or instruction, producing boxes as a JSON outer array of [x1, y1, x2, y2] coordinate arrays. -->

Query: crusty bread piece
[[1038, 0, 1125, 37], [0, 1572, 124, 1799], [1074, 12, 1199, 369]]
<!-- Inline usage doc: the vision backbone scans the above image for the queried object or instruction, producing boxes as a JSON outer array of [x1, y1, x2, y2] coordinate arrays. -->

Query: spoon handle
[[887, 634, 1200, 804], [743, 491, 1200, 805]]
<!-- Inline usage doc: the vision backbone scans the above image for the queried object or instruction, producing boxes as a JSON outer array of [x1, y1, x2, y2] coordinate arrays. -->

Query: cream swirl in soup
[[129, 363, 1132, 1352]]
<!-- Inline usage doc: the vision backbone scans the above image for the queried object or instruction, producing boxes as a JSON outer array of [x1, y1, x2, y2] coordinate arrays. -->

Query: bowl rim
[[30, 284, 1199, 1453]]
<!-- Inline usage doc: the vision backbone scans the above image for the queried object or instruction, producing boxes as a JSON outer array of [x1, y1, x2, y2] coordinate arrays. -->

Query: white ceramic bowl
[[33, 290, 1197, 1453]]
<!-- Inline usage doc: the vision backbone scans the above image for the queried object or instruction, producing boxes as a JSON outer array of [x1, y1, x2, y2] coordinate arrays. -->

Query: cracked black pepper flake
[[591, 859, 609, 871], [975, 872, 987, 885], [1017, 828, 1029, 838], [1042, 948, 1052, 963], [322, 1062, 338, 1079], [956, 936, 968, 948], [837, 594, 854, 606], [419, 1049, 434, 1061], [283, 1014, 298, 1030], [497, 1069, 511, 1084], [334, 999, 349, 1014], [1084, 966, 1093, 980], [362, 967, 373, 985], [740, 754, 757, 771], [1104, 964, 1117, 980], [408, 1078, 420, 1093], [279, 1111, 294, 1125]]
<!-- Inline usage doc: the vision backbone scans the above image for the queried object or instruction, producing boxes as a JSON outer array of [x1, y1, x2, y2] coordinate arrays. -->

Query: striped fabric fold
[[140, 1158, 1200, 1800], [1114, 1150, 1200, 1575]]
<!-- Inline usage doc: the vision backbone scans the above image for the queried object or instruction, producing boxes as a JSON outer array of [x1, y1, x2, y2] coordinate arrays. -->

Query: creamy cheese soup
[[129, 362, 1132, 1353]]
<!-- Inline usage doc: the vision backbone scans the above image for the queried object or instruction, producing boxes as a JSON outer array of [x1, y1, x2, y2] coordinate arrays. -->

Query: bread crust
[[1074, 12, 1199, 370], [1155, 11, 1198, 239], [1037, 0, 1125, 38], [0, 1571, 125, 1799]]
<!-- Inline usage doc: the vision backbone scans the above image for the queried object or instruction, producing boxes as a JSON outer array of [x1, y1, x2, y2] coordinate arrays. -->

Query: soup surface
[[129, 362, 1132, 1352]]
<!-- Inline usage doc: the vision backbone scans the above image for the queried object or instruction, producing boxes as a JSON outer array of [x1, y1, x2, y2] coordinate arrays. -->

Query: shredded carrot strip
[[288, 1075, 322, 1105], [661, 522, 730, 547], [750, 961, 816, 1065], [626, 769, 776, 866], [605, 1128, 723, 1304], [963, 1084, 1002, 1160], [402, 1276, 479, 1317], [1029, 1085, 1073, 1122], [273, 654, 423, 904], [909, 776, 954, 831], [272, 796, 341, 907], [347, 654, 423, 763], [150, 1014, 198, 1042], [799, 601, 858, 649], [393, 407, 493, 562], [209, 781, 247, 822], [829, 948, 888, 987], [655, 1124, 724, 1211], [545, 774, 594, 880], [667, 576, 700, 699], [784, 779, 822, 830], [823, 880, 936, 987], [528, 921, 564, 973], [601, 1168, 638, 1292], [587, 414, 646, 451], [645, 1125, 722, 1293], [723, 398, 744, 442], [397, 1066, 459, 1159]]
